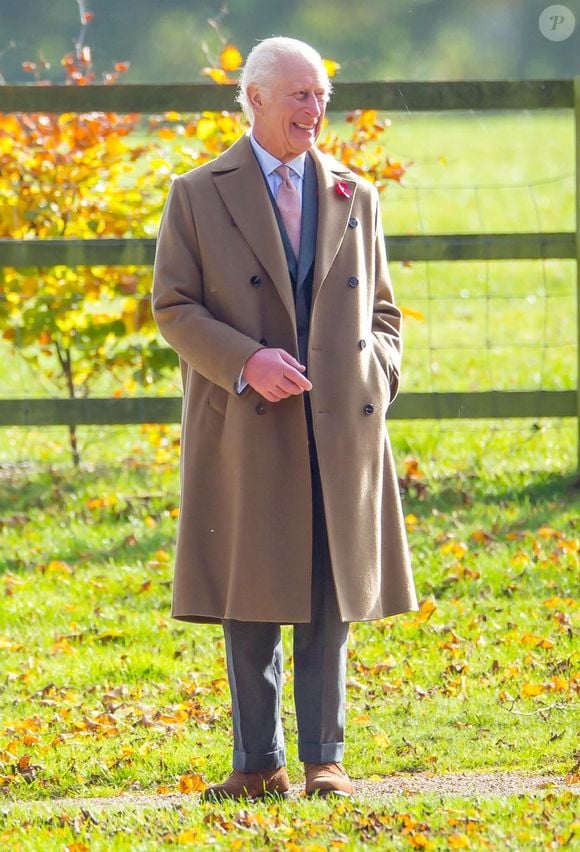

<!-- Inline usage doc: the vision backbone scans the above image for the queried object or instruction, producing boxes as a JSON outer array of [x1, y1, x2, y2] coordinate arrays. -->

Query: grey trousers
[[222, 455, 350, 772]]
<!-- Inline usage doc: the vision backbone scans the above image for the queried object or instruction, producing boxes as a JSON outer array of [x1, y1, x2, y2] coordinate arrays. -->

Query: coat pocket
[[368, 348, 392, 413], [208, 384, 229, 417]]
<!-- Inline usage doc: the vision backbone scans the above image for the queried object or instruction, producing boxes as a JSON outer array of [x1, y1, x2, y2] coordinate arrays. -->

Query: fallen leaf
[[178, 773, 206, 794]]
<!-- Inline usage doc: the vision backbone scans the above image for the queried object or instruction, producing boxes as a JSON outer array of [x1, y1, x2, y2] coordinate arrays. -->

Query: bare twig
[[501, 700, 577, 717]]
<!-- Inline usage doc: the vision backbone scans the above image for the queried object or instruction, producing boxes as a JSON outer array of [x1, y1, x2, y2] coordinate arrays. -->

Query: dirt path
[[3, 773, 576, 811]]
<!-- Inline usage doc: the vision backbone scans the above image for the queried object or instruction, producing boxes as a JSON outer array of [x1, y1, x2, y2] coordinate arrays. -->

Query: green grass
[[0, 421, 577, 803], [0, 429, 578, 849], [376, 110, 574, 235], [0, 110, 578, 847], [1, 791, 578, 850], [374, 111, 576, 394]]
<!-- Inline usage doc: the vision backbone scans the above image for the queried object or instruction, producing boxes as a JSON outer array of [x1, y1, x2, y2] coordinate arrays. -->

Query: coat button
[[347, 276, 359, 288], [348, 217, 359, 228], [250, 275, 262, 287], [358, 339, 367, 350], [363, 403, 374, 415], [256, 402, 267, 415], [259, 338, 268, 346]]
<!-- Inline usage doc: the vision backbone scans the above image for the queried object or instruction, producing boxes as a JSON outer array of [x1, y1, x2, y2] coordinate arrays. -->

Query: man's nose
[[303, 93, 322, 115]]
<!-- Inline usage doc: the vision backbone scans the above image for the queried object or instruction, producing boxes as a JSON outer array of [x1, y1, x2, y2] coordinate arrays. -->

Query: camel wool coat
[[152, 134, 418, 624]]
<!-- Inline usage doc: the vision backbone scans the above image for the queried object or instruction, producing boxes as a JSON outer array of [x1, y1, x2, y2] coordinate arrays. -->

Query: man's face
[[248, 55, 329, 162]]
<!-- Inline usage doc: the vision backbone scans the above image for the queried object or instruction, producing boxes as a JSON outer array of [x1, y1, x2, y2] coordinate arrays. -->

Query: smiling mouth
[[294, 122, 316, 130]]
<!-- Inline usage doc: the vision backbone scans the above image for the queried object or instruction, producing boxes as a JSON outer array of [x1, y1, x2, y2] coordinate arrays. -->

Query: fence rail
[[0, 80, 574, 113], [0, 391, 574, 428], [1, 79, 579, 464], [0, 232, 575, 266]]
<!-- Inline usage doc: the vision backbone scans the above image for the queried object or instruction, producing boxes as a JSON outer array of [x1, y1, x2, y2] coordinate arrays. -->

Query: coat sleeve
[[370, 191, 402, 402], [152, 176, 262, 393]]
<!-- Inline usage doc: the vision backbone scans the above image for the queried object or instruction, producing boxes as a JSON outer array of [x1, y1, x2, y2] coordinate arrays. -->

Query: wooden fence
[[0, 80, 578, 461]]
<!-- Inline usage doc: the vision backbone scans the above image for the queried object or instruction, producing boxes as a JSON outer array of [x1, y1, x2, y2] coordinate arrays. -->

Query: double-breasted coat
[[152, 133, 418, 624]]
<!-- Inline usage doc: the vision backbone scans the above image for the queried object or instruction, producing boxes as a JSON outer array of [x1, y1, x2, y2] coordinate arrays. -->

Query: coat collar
[[211, 133, 358, 318]]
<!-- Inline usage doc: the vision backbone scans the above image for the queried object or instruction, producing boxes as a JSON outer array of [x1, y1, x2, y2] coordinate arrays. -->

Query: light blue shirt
[[249, 133, 305, 210]]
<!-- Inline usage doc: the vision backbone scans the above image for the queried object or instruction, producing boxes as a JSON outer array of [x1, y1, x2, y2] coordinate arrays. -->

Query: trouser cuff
[[233, 747, 286, 772], [298, 741, 345, 763]]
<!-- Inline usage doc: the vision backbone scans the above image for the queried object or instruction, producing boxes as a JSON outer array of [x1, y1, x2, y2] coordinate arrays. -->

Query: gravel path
[[3, 773, 577, 812]]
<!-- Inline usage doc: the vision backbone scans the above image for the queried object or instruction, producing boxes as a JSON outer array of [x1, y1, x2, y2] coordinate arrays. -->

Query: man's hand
[[242, 348, 312, 402]]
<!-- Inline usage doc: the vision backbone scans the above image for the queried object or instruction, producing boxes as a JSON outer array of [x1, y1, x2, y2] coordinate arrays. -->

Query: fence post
[[576, 78, 580, 473]]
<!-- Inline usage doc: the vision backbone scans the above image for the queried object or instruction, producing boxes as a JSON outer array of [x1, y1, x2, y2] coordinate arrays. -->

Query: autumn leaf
[[537, 526, 560, 538], [521, 682, 545, 697], [406, 598, 437, 627], [202, 67, 229, 84], [175, 829, 203, 845], [354, 713, 371, 723], [178, 772, 207, 793], [520, 633, 554, 649], [401, 306, 425, 321], [471, 529, 495, 544], [50, 637, 77, 656], [45, 560, 73, 574], [382, 160, 407, 182], [404, 457, 425, 480], [154, 549, 170, 562], [448, 834, 471, 848], [439, 541, 468, 559], [547, 676, 568, 691], [407, 832, 432, 848], [322, 58, 341, 78], [219, 44, 243, 72]]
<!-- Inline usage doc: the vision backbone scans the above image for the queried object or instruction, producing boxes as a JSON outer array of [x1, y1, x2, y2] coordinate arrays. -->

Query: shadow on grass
[[0, 527, 175, 576], [402, 470, 579, 529], [0, 464, 177, 575], [0, 467, 73, 513], [2, 465, 576, 577]]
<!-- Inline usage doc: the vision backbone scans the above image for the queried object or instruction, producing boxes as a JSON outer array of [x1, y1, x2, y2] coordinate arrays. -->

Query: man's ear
[[247, 84, 264, 115]]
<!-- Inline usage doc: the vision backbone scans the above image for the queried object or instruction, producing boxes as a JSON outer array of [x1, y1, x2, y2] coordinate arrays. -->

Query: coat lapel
[[309, 147, 357, 305], [296, 153, 318, 293], [211, 135, 296, 325]]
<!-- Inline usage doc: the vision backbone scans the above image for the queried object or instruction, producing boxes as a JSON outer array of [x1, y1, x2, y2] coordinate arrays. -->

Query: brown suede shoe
[[201, 767, 290, 802], [304, 762, 354, 798]]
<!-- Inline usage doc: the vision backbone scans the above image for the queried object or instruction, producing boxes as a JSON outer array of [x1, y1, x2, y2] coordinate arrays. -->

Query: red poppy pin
[[335, 180, 352, 199]]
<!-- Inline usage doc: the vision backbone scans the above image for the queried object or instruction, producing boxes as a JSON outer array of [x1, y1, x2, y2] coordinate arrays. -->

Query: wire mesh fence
[[0, 82, 578, 470]]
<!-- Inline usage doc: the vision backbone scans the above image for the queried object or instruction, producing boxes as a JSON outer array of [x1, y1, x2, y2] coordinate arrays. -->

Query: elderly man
[[152, 36, 418, 800]]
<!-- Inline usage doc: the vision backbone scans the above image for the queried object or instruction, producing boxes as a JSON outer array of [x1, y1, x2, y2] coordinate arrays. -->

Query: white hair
[[237, 37, 332, 123]]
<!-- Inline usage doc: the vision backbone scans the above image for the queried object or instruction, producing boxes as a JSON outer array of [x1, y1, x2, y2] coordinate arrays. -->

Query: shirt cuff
[[235, 369, 248, 395]]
